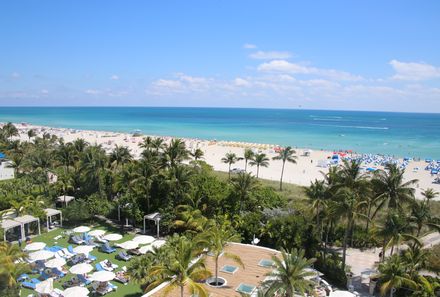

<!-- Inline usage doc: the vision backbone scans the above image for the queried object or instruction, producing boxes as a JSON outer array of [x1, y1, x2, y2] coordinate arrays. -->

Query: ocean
[[0, 107, 439, 159]]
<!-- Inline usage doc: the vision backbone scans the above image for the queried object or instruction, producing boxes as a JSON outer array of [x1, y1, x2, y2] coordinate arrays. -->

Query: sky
[[1, 1, 440, 112]]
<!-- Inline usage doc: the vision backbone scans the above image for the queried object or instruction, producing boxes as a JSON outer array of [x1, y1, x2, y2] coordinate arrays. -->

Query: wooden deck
[[149, 243, 280, 297]]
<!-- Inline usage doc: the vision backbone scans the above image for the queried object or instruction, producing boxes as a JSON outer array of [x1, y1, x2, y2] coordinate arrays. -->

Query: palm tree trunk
[[180, 285, 184, 297], [256, 165, 260, 178], [324, 223, 329, 261], [365, 203, 372, 233], [342, 219, 350, 270], [228, 164, 231, 179], [245, 160, 248, 172], [279, 161, 285, 191], [215, 257, 219, 285]]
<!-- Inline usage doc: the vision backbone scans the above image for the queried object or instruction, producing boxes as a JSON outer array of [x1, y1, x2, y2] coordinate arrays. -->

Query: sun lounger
[[51, 267, 65, 278], [17, 273, 29, 282], [114, 272, 129, 285], [99, 260, 118, 271], [40, 270, 52, 280], [62, 276, 81, 288], [62, 248, 75, 258], [95, 263, 105, 271], [67, 245, 76, 254], [70, 235, 85, 245], [77, 274, 92, 286], [116, 251, 132, 261], [22, 277, 41, 289], [95, 235, 108, 243], [100, 243, 116, 253], [88, 253, 97, 261], [128, 248, 141, 256]]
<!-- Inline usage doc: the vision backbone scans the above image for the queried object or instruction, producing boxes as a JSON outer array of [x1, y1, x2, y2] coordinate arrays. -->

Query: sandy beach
[[8, 122, 440, 201]]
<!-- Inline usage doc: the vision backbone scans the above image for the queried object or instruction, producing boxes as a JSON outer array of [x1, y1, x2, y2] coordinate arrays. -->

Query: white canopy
[[63, 286, 89, 297], [1, 219, 23, 242], [88, 229, 106, 237], [35, 278, 54, 294], [45, 258, 66, 268], [90, 270, 115, 282], [151, 239, 166, 248], [29, 250, 55, 261], [57, 195, 75, 205], [117, 240, 139, 250], [44, 208, 63, 229], [103, 233, 123, 241], [73, 245, 94, 255], [24, 242, 46, 251], [70, 263, 93, 274], [133, 235, 155, 245], [73, 226, 91, 233]]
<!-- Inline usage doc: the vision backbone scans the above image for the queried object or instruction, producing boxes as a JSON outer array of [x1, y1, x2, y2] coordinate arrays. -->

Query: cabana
[[14, 215, 41, 238], [1, 219, 23, 242], [143, 212, 162, 238], [44, 208, 62, 230], [57, 195, 75, 206]]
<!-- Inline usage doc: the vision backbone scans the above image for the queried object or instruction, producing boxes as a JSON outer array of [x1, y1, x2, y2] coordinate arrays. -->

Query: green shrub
[[426, 244, 440, 273], [86, 194, 113, 217], [315, 253, 348, 288], [63, 200, 92, 223]]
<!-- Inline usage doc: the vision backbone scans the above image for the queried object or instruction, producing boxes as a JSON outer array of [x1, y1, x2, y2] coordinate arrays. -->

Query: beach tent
[[1, 219, 23, 242], [143, 212, 162, 238], [57, 195, 75, 206], [14, 215, 40, 238], [44, 208, 62, 230]]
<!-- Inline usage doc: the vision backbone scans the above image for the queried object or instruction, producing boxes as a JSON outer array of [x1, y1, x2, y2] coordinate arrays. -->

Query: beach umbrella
[[118, 240, 139, 250], [133, 235, 155, 245], [329, 291, 356, 297], [29, 250, 55, 261], [139, 245, 154, 254], [45, 257, 66, 268], [151, 239, 166, 248], [73, 245, 94, 255], [73, 226, 91, 233], [24, 242, 46, 251], [103, 233, 123, 241], [63, 286, 89, 297], [35, 278, 53, 294], [88, 229, 106, 237], [90, 271, 115, 282], [69, 263, 93, 274]]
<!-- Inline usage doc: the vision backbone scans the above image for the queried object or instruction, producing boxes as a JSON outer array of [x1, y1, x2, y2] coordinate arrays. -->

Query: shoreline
[[4, 122, 440, 201]]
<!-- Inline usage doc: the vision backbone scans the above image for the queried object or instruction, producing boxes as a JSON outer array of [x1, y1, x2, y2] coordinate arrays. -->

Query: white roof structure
[[1, 214, 41, 242], [14, 214, 38, 225], [143, 212, 162, 237], [57, 195, 75, 204], [1, 219, 21, 230], [45, 208, 61, 217]]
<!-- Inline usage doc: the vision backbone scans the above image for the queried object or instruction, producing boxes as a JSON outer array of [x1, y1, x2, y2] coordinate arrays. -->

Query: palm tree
[[166, 165, 194, 205], [174, 205, 211, 234], [200, 222, 243, 286], [372, 163, 418, 213], [249, 153, 269, 178], [262, 248, 316, 297], [0, 242, 30, 294], [27, 129, 36, 141], [231, 172, 258, 212], [190, 148, 204, 161], [272, 146, 297, 190], [139, 136, 154, 151], [163, 139, 189, 168], [377, 255, 417, 297], [152, 137, 165, 153], [1, 123, 19, 141], [305, 179, 327, 236], [147, 236, 211, 297], [109, 145, 132, 170], [221, 152, 243, 179], [243, 148, 255, 172], [410, 199, 440, 237], [421, 188, 439, 207]]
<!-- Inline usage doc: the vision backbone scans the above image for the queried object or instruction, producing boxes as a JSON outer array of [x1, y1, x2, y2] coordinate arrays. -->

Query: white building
[[0, 160, 15, 180]]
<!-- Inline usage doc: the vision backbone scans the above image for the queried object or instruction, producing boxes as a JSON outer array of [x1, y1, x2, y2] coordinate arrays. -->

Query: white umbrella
[[29, 250, 55, 261], [139, 245, 153, 254], [63, 286, 89, 297], [73, 226, 91, 233], [73, 245, 94, 254], [133, 235, 155, 245], [35, 278, 53, 294], [151, 239, 166, 248], [330, 291, 356, 297], [118, 240, 139, 250], [45, 257, 66, 268], [88, 229, 106, 237], [70, 263, 93, 274], [103, 233, 123, 241], [24, 242, 46, 251], [90, 270, 115, 282]]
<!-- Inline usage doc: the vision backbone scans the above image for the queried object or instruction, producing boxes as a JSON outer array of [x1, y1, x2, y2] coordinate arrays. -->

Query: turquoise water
[[0, 107, 439, 158]]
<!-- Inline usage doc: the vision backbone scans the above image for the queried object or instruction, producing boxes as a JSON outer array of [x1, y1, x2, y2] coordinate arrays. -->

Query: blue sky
[[1, 1, 440, 112]]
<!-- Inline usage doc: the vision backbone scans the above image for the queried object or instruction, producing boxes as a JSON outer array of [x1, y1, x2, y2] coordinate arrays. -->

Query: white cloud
[[243, 43, 257, 49], [41, 89, 49, 94], [390, 60, 440, 81], [11, 72, 20, 79], [234, 78, 251, 87], [110, 75, 120, 80], [258, 60, 362, 81], [249, 50, 292, 60], [84, 89, 101, 95]]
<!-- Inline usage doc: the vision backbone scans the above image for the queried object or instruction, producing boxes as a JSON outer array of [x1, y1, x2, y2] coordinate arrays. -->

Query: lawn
[[19, 220, 145, 297]]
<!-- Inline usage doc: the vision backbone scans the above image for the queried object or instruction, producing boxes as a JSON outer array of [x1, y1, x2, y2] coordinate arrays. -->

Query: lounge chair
[[99, 260, 118, 271], [17, 273, 29, 282], [68, 254, 86, 265], [128, 248, 141, 256], [88, 253, 97, 261], [69, 235, 85, 245], [62, 248, 75, 258], [22, 278, 41, 290], [62, 276, 81, 288], [40, 270, 52, 280], [85, 238, 98, 246], [95, 263, 105, 271], [116, 251, 132, 261], [114, 271, 129, 285], [51, 267, 65, 278], [95, 235, 108, 243], [67, 245, 76, 255], [77, 274, 92, 286], [100, 243, 116, 254]]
